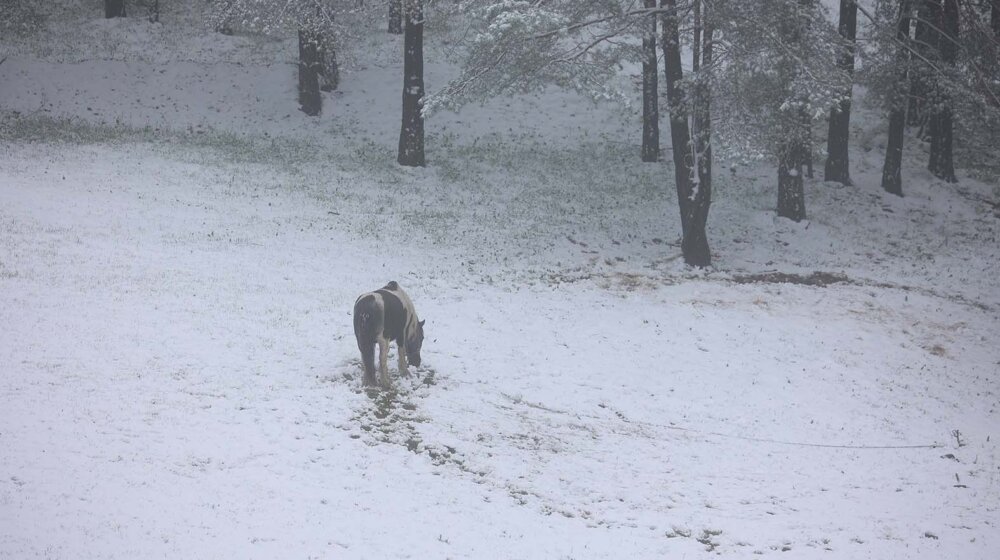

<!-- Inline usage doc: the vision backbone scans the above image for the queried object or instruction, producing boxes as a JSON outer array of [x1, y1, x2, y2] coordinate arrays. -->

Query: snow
[[2, 3, 999, 559]]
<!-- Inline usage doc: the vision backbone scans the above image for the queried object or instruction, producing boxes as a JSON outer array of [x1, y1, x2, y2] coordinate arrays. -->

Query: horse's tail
[[354, 294, 382, 380], [353, 295, 380, 342]]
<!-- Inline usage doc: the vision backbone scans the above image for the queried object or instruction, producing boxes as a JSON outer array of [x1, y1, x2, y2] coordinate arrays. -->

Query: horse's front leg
[[397, 339, 410, 377], [377, 336, 392, 389]]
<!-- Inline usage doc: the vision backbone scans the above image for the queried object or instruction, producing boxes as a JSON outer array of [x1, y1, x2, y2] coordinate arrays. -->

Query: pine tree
[[824, 0, 857, 186], [927, 0, 959, 182], [389, 0, 403, 34], [105, 0, 126, 18], [880, 0, 910, 196], [993, 0, 1000, 38], [661, 0, 711, 266], [398, 0, 425, 167], [641, 0, 659, 163], [299, 30, 322, 116]]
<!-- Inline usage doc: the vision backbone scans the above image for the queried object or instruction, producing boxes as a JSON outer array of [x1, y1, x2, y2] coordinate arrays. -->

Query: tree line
[[97, 1, 1000, 268]]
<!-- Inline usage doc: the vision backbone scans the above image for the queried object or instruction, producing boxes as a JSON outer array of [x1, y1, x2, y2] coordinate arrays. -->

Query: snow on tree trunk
[[105, 0, 125, 18], [824, 0, 856, 186], [928, 0, 958, 183], [689, 20, 714, 267], [398, 0, 425, 167], [777, 141, 806, 221], [661, 0, 710, 267], [881, 0, 910, 196], [389, 0, 403, 35], [299, 30, 322, 117], [641, 0, 659, 163]]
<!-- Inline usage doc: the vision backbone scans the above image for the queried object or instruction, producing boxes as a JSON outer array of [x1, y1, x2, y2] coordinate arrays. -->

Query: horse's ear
[[419, 320, 425, 327]]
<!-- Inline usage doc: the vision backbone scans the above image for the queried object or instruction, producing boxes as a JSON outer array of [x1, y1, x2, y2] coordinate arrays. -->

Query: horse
[[353, 281, 425, 389]]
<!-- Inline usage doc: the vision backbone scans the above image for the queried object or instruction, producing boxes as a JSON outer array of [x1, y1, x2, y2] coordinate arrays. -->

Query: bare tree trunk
[[299, 30, 322, 117], [928, 0, 958, 182], [388, 0, 403, 34], [908, 2, 933, 128], [398, 0, 425, 167], [824, 0, 857, 185], [641, 0, 660, 162], [661, 0, 710, 266], [882, 109, 906, 196], [105, 0, 126, 18], [882, 0, 910, 196], [993, 0, 1000, 38]]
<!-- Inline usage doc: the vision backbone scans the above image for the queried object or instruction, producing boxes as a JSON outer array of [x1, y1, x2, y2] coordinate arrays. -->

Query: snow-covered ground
[[2, 3, 999, 559]]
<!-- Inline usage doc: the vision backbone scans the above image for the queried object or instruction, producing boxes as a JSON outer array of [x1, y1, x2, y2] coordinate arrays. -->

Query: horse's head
[[407, 319, 426, 367]]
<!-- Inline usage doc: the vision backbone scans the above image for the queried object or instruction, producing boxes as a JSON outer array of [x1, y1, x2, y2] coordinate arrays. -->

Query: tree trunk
[[661, 0, 710, 267], [318, 34, 340, 92], [398, 0, 425, 167], [824, 0, 857, 185], [882, 109, 905, 196], [802, 110, 814, 179], [881, 0, 910, 196], [993, 0, 1000, 38], [928, 0, 958, 182], [105, 0, 126, 18], [298, 30, 322, 117], [908, 2, 935, 128], [689, 20, 714, 266], [389, 0, 403, 34], [777, 142, 806, 221], [641, 0, 659, 162], [776, 0, 810, 222]]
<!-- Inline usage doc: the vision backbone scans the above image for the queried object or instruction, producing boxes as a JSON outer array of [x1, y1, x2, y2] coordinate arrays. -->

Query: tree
[[824, 0, 857, 186], [206, 1, 357, 113], [708, 1, 845, 223], [105, 0, 126, 18], [398, 0, 425, 167], [299, 29, 323, 116], [641, 0, 659, 162], [690, 0, 714, 265], [927, 0, 959, 182], [993, 0, 1000, 38], [389, 0, 403, 34], [880, 0, 911, 196], [660, 0, 711, 266]]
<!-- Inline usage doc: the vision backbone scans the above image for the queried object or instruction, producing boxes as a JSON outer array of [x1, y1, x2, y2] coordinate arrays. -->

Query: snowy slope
[[1, 4, 999, 559]]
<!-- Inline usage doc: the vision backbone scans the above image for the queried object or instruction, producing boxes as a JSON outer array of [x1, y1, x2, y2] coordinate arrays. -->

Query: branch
[[855, 2, 1000, 109]]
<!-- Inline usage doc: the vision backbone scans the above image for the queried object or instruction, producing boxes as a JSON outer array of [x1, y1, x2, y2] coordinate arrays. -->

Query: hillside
[[1, 2, 998, 558]]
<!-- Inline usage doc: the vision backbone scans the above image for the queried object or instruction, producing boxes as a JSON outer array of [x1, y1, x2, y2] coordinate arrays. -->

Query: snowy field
[[2, 3, 999, 559]]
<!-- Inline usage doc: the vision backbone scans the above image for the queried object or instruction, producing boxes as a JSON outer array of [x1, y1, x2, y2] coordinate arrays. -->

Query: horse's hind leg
[[359, 342, 377, 387]]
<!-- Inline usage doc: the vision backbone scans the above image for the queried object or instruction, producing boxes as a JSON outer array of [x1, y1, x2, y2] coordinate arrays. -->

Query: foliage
[[0, 0, 47, 38], [425, 0, 645, 114], [707, 0, 849, 162]]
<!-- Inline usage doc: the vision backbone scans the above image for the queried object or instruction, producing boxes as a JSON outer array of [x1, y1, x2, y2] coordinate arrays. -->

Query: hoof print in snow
[[696, 529, 723, 552]]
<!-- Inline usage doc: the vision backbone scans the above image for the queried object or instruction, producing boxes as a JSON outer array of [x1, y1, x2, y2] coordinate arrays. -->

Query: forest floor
[[1, 2, 999, 559]]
